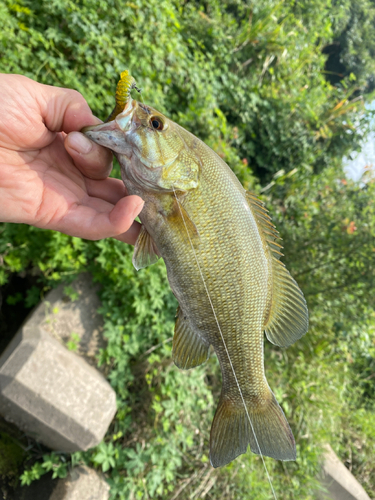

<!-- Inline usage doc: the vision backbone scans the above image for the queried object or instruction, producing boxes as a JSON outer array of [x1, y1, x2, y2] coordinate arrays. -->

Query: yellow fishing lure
[[106, 70, 140, 122]]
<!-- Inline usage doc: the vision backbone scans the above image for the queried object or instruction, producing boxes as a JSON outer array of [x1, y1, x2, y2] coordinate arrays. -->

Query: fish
[[83, 71, 308, 468]]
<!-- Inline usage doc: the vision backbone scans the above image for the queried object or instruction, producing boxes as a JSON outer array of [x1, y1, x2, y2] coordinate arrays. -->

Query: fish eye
[[150, 117, 164, 131]]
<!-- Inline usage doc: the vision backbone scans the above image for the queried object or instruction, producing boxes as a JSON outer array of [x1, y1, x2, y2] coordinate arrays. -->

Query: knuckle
[[66, 88, 85, 103]]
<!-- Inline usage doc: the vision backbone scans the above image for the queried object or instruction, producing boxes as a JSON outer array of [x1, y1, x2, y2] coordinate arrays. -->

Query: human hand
[[0, 74, 144, 244]]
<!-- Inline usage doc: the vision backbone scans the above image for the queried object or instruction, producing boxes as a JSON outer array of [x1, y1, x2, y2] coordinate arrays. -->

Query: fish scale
[[83, 71, 308, 468]]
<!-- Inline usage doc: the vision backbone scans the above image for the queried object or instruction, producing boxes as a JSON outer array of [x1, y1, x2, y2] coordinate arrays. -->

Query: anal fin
[[173, 307, 209, 369], [132, 225, 160, 271]]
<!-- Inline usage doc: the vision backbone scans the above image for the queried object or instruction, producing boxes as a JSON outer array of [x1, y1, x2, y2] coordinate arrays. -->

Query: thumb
[[35, 83, 101, 135]]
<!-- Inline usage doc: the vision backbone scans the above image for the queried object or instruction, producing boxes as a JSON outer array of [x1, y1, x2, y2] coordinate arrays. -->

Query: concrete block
[[26, 273, 105, 367], [14, 467, 110, 500], [51, 466, 110, 500], [319, 444, 371, 500], [0, 324, 116, 452], [14, 473, 57, 500]]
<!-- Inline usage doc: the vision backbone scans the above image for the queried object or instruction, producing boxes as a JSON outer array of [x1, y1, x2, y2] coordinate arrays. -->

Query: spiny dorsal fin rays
[[245, 191, 284, 260], [245, 191, 308, 348]]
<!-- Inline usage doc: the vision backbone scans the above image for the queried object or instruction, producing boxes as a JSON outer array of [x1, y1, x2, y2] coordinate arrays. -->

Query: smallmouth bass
[[83, 72, 308, 468]]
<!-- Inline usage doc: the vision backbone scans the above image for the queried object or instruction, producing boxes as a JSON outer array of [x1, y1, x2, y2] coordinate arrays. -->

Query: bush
[[0, 0, 374, 498]]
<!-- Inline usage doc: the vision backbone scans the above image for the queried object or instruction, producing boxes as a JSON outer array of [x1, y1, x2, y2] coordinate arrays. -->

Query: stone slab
[[14, 473, 57, 500], [14, 467, 109, 500], [319, 444, 371, 500], [26, 273, 105, 367], [51, 465, 110, 500], [0, 324, 116, 452]]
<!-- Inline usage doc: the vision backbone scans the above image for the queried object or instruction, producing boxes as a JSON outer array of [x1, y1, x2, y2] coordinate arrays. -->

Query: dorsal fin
[[245, 191, 308, 347], [245, 191, 283, 258]]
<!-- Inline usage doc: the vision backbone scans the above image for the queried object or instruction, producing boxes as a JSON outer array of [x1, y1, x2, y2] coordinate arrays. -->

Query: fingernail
[[68, 132, 93, 154]]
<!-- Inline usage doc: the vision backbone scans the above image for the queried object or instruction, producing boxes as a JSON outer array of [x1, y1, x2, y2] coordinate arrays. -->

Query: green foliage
[[25, 285, 42, 308], [20, 453, 68, 486], [66, 332, 81, 352], [268, 168, 375, 313], [263, 170, 375, 496], [19, 462, 45, 487], [0, 433, 25, 482], [0, 0, 374, 499], [326, 0, 375, 90], [63, 285, 80, 302]]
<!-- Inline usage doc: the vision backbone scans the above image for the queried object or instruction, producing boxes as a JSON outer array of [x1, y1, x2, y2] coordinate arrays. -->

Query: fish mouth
[[82, 121, 127, 152], [82, 99, 137, 154]]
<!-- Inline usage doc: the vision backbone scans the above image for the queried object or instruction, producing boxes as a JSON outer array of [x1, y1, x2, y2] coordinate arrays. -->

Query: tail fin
[[210, 391, 296, 468]]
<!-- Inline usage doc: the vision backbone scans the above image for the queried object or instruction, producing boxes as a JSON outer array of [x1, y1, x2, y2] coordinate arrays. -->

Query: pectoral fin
[[168, 198, 200, 248], [132, 226, 160, 271], [173, 307, 209, 369]]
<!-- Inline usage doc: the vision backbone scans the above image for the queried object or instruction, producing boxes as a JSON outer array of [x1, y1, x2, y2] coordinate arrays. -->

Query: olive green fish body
[[84, 79, 308, 467], [120, 130, 296, 466], [138, 137, 268, 383]]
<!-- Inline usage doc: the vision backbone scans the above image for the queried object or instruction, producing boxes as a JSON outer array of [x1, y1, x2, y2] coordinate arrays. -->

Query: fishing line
[[135, 81, 277, 496], [137, 87, 146, 107], [172, 185, 278, 500]]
